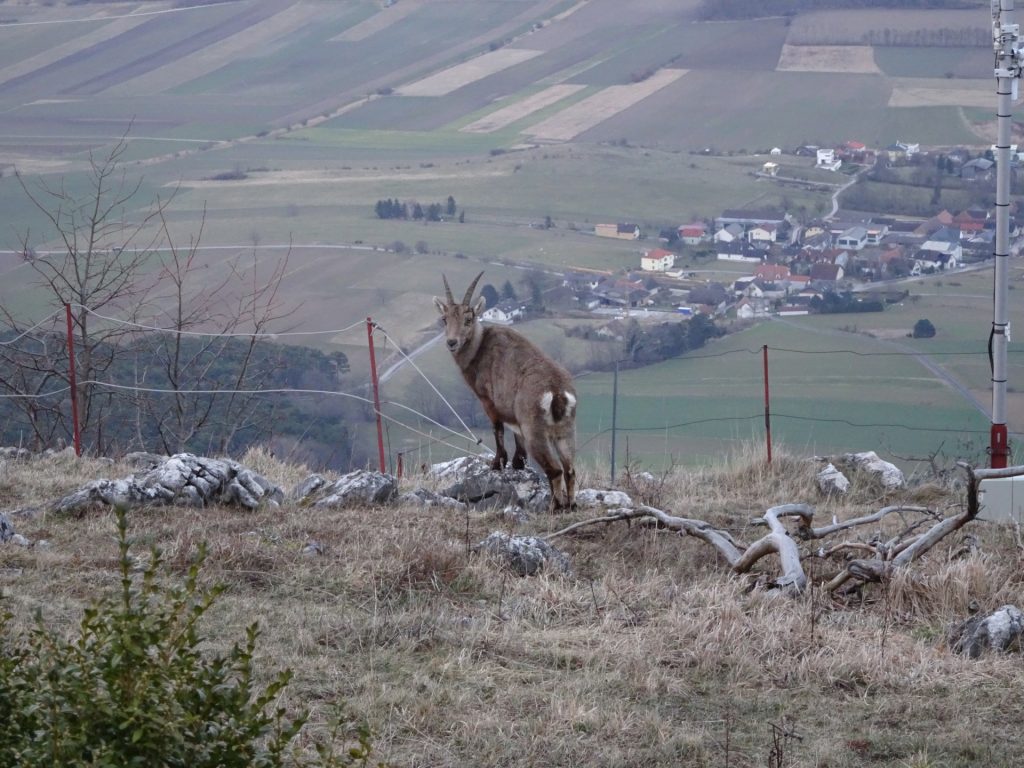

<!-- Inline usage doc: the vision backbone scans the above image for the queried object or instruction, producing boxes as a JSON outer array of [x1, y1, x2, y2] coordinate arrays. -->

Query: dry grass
[[1, 446, 1023, 766]]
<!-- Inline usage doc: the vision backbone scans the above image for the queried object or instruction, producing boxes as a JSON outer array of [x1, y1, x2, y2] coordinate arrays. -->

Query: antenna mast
[[991, 0, 1022, 467]]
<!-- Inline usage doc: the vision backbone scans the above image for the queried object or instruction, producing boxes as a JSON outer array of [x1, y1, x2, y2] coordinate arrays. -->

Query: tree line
[[375, 195, 461, 222]]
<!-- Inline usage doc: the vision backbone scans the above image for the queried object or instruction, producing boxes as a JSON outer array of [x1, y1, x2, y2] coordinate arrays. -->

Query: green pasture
[[159, 146, 833, 259], [873, 46, 991, 79]]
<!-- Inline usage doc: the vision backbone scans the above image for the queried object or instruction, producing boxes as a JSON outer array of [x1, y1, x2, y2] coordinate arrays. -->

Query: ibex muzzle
[[434, 272, 577, 511]]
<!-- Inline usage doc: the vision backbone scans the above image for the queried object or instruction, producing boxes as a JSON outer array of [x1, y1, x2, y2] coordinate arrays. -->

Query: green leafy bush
[[0, 511, 379, 768]]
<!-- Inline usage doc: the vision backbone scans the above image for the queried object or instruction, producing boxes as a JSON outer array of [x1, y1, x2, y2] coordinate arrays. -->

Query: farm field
[[0, 0, 1000, 177]]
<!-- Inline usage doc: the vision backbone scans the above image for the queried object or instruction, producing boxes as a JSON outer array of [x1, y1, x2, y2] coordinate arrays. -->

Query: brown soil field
[[889, 77, 993, 108], [776, 44, 880, 74], [787, 8, 986, 46], [524, 68, 686, 141], [459, 84, 586, 133], [397, 47, 544, 97], [102, 1, 329, 96]]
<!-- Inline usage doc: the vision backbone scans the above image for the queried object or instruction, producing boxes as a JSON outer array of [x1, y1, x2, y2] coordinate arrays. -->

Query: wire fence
[[0, 304, 1013, 471]]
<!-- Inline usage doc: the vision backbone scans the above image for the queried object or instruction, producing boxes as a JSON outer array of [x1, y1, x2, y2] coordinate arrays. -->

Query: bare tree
[[130, 209, 294, 454], [0, 131, 297, 456], [1, 132, 167, 452]]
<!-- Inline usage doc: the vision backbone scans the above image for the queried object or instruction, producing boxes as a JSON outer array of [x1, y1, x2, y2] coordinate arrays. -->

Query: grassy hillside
[[0, 447, 1021, 766]]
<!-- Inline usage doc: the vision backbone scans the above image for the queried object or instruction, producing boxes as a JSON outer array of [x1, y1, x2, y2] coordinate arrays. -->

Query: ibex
[[434, 272, 577, 510]]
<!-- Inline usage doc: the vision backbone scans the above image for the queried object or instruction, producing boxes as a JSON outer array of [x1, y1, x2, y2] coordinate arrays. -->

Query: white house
[[816, 148, 842, 171], [919, 239, 962, 267], [836, 226, 868, 251], [747, 223, 777, 244], [641, 248, 675, 272], [714, 223, 744, 243], [481, 301, 525, 325]]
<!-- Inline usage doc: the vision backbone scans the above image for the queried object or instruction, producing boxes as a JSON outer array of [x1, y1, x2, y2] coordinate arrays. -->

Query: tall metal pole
[[991, 0, 1021, 467], [366, 317, 386, 473], [610, 359, 619, 483], [64, 303, 81, 457], [762, 344, 772, 464]]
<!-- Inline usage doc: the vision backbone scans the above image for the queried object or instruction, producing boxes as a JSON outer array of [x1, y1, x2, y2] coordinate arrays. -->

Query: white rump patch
[[564, 392, 577, 412], [539, 392, 554, 413]]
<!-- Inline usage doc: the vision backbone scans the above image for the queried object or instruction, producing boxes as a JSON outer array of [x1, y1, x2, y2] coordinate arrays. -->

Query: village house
[[595, 222, 641, 240], [836, 226, 869, 251], [911, 249, 957, 275], [816, 148, 841, 171], [809, 262, 844, 288], [716, 240, 765, 263], [481, 300, 526, 326], [593, 277, 649, 307], [961, 157, 995, 182], [885, 141, 920, 162], [762, 161, 779, 176], [747, 222, 778, 244], [715, 208, 788, 231], [640, 248, 675, 272], [736, 297, 771, 320], [754, 263, 791, 282], [953, 208, 988, 238], [677, 222, 707, 244], [713, 223, 744, 243]]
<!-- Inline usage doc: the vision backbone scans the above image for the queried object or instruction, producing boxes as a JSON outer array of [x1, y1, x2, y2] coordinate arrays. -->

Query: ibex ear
[[433, 296, 447, 314], [472, 295, 486, 315]]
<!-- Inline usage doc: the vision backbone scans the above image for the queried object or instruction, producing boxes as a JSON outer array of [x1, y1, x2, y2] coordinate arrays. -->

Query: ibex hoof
[[489, 457, 505, 471], [511, 457, 526, 470]]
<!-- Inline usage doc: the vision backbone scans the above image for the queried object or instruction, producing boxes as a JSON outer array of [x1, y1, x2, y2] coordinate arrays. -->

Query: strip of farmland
[[888, 77, 994, 108], [102, 2, 330, 96], [396, 48, 543, 97], [0, 15, 149, 87], [776, 44, 880, 74], [459, 84, 586, 133], [523, 68, 685, 141], [330, 0, 423, 42]]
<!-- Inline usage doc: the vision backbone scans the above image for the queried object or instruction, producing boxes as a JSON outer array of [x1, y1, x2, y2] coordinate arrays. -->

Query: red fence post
[[64, 303, 81, 457], [366, 317, 386, 473], [763, 344, 772, 464]]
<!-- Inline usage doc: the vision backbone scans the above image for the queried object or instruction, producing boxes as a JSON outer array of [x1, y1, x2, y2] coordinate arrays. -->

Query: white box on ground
[[978, 476, 1024, 523]]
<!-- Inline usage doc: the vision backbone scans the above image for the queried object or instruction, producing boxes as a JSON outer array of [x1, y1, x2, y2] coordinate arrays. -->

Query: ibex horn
[[463, 271, 485, 305], [442, 274, 455, 304]]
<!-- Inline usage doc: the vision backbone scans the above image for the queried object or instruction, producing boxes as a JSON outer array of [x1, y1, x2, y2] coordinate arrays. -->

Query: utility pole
[[991, 0, 1023, 467]]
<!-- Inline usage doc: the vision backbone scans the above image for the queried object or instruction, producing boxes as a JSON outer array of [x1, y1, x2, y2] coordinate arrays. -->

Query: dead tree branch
[[550, 464, 993, 596]]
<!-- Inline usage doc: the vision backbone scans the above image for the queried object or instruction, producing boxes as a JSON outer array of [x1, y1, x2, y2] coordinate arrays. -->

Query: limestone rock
[[950, 604, 1024, 658], [576, 488, 634, 509], [474, 532, 571, 576], [429, 455, 493, 482], [292, 474, 327, 503], [442, 471, 519, 510], [53, 453, 284, 514], [400, 487, 467, 510], [817, 463, 850, 496], [312, 470, 398, 508], [839, 451, 905, 490]]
